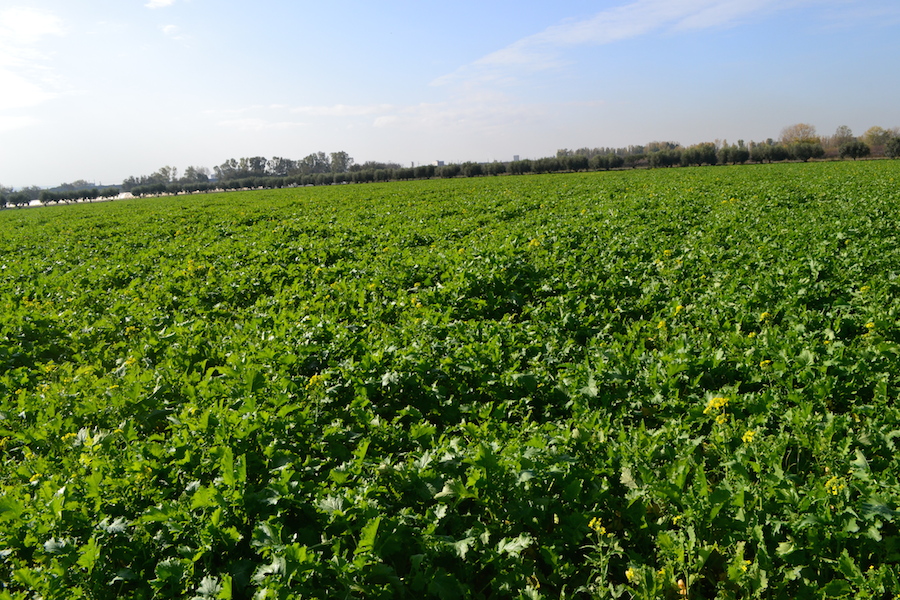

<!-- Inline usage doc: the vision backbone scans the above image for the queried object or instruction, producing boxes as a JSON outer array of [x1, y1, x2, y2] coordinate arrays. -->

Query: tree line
[[3, 124, 900, 207]]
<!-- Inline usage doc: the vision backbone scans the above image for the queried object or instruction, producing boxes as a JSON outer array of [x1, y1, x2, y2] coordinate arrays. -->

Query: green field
[[2, 161, 900, 599]]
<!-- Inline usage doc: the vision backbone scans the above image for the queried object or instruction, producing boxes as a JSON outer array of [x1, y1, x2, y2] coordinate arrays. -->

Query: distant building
[[513, 155, 520, 162], [432, 160, 444, 167]]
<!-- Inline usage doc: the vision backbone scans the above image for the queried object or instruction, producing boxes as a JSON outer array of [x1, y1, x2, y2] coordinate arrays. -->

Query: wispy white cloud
[[0, 7, 64, 115], [146, 0, 176, 9], [161, 24, 191, 43], [217, 99, 546, 133], [372, 100, 539, 131], [0, 69, 56, 111], [0, 7, 64, 47], [291, 103, 396, 117], [433, 0, 798, 87]]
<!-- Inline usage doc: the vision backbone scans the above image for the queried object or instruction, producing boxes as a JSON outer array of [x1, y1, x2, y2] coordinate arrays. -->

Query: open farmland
[[2, 161, 900, 599]]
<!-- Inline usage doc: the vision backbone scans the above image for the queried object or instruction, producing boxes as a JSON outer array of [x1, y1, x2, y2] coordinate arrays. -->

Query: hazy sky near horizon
[[1, 0, 899, 188]]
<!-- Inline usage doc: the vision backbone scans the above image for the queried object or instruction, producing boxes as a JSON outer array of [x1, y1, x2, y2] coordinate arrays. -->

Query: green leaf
[[837, 549, 864, 585], [155, 558, 186, 582], [434, 479, 476, 501], [252, 522, 283, 551], [356, 516, 381, 555], [450, 537, 476, 560], [193, 576, 222, 599], [220, 447, 235, 487], [819, 580, 852, 597], [0, 496, 23, 522], [496, 534, 532, 557], [253, 556, 286, 583], [850, 449, 871, 481]]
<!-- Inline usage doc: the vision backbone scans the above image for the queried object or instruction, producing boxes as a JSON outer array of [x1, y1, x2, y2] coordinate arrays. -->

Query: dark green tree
[[508, 160, 532, 174], [886, 137, 900, 159], [439, 164, 461, 178], [790, 142, 825, 162], [329, 151, 353, 173], [839, 140, 871, 160]]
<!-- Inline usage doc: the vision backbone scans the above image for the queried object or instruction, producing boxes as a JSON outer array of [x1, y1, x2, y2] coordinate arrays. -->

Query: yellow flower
[[825, 475, 845, 495], [866, 322, 875, 329], [29, 473, 42, 482], [675, 304, 684, 314], [657, 319, 666, 329], [625, 567, 636, 582], [703, 396, 729, 414], [759, 312, 772, 322], [742, 430, 756, 443], [716, 414, 728, 425], [588, 517, 606, 535], [759, 359, 772, 368], [747, 331, 756, 338]]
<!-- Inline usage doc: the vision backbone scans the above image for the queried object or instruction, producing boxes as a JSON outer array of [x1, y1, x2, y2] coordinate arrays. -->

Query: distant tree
[[732, 141, 750, 164], [563, 154, 589, 171], [831, 125, 855, 148], [329, 151, 354, 173], [769, 144, 791, 162], [9, 192, 31, 207], [439, 164, 461, 178], [839, 140, 871, 160], [358, 160, 401, 172], [301, 152, 330, 175], [508, 160, 532, 174], [150, 166, 178, 183], [717, 142, 748, 165], [790, 141, 825, 162], [532, 157, 560, 173], [649, 149, 681, 168], [863, 126, 892, 148], [414, 164, 436, 179], [780, 123, 819, 145], [101, 187, 120, 199], [885, 137, 900, 159], [265, 157, 296, 177], [681, 143, 717, 166], [181, 166, 210, 183], [750, 143, 770, 163], [486, 161, 507, 176], [0, 194, 6, 208], [214, 159, 239, 181], [461, 162, 483, 177], [238, 157, 267, 178]]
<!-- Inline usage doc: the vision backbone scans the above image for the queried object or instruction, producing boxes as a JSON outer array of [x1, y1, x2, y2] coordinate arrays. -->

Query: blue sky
[[1, 0, 899, 187]]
